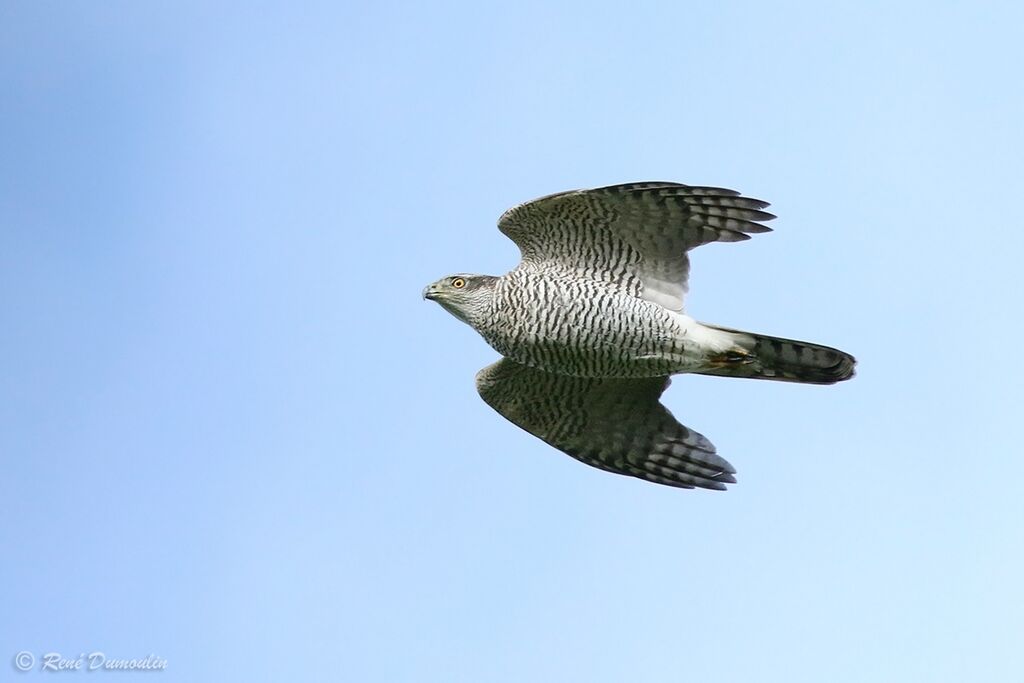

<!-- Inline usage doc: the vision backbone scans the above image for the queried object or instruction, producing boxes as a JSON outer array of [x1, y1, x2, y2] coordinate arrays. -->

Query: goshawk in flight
[[423, 182, 855, 491]]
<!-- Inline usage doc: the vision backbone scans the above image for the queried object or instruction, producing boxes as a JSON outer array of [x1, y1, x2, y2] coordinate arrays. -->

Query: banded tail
[[697, 324, 856, 385]]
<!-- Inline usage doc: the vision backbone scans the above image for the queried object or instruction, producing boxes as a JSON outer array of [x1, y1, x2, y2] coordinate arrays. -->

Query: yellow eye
[[451, 277, 466, 289]]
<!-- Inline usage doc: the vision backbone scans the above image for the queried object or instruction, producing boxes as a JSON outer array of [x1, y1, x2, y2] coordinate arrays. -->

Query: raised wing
[[475, 358, 737, 491], [498, 182, 774, 311]]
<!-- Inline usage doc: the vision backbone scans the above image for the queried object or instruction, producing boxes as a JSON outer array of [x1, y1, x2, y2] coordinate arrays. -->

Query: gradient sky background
[[3, 2, 1023, 681]]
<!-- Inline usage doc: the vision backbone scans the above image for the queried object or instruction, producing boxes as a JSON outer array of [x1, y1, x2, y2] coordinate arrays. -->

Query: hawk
[[423, 182, 855, 491]]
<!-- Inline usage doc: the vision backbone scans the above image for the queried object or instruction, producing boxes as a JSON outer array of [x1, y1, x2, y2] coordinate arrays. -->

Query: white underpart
[[670, 312, 744, 353], [641, 279, 685, 311]]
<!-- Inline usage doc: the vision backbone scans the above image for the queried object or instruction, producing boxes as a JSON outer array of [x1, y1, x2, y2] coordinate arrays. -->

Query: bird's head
[[422, 274, 497, 328]]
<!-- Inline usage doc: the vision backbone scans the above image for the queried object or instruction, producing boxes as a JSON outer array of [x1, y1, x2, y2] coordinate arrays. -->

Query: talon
[[710, 348, 754, 366]]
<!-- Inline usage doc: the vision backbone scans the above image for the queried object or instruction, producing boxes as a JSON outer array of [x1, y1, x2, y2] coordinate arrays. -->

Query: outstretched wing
[[475, 358, 736, 491], [498, 181, 775, 311]]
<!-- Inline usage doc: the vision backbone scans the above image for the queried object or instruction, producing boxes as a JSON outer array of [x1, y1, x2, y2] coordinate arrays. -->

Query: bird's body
[[424, 182, 855, 491], [484, 268, 728, 378]]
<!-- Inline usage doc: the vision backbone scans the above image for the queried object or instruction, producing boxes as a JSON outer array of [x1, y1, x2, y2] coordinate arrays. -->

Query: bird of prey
[[423, 182, 855, 491]]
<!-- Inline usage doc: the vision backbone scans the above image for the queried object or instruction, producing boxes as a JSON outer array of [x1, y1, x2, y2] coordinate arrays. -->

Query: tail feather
[[696, 324, 856, 385]]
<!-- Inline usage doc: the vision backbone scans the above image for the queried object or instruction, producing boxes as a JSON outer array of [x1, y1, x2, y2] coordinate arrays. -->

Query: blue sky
[[2, 2, 1023, 681]]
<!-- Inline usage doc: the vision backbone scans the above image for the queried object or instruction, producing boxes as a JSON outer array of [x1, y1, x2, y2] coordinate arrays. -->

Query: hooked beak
[[422, 284, 440, 301]]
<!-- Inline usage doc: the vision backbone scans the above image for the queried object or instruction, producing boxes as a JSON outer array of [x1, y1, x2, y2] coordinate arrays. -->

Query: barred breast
[[481, 269, 706, 378]]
